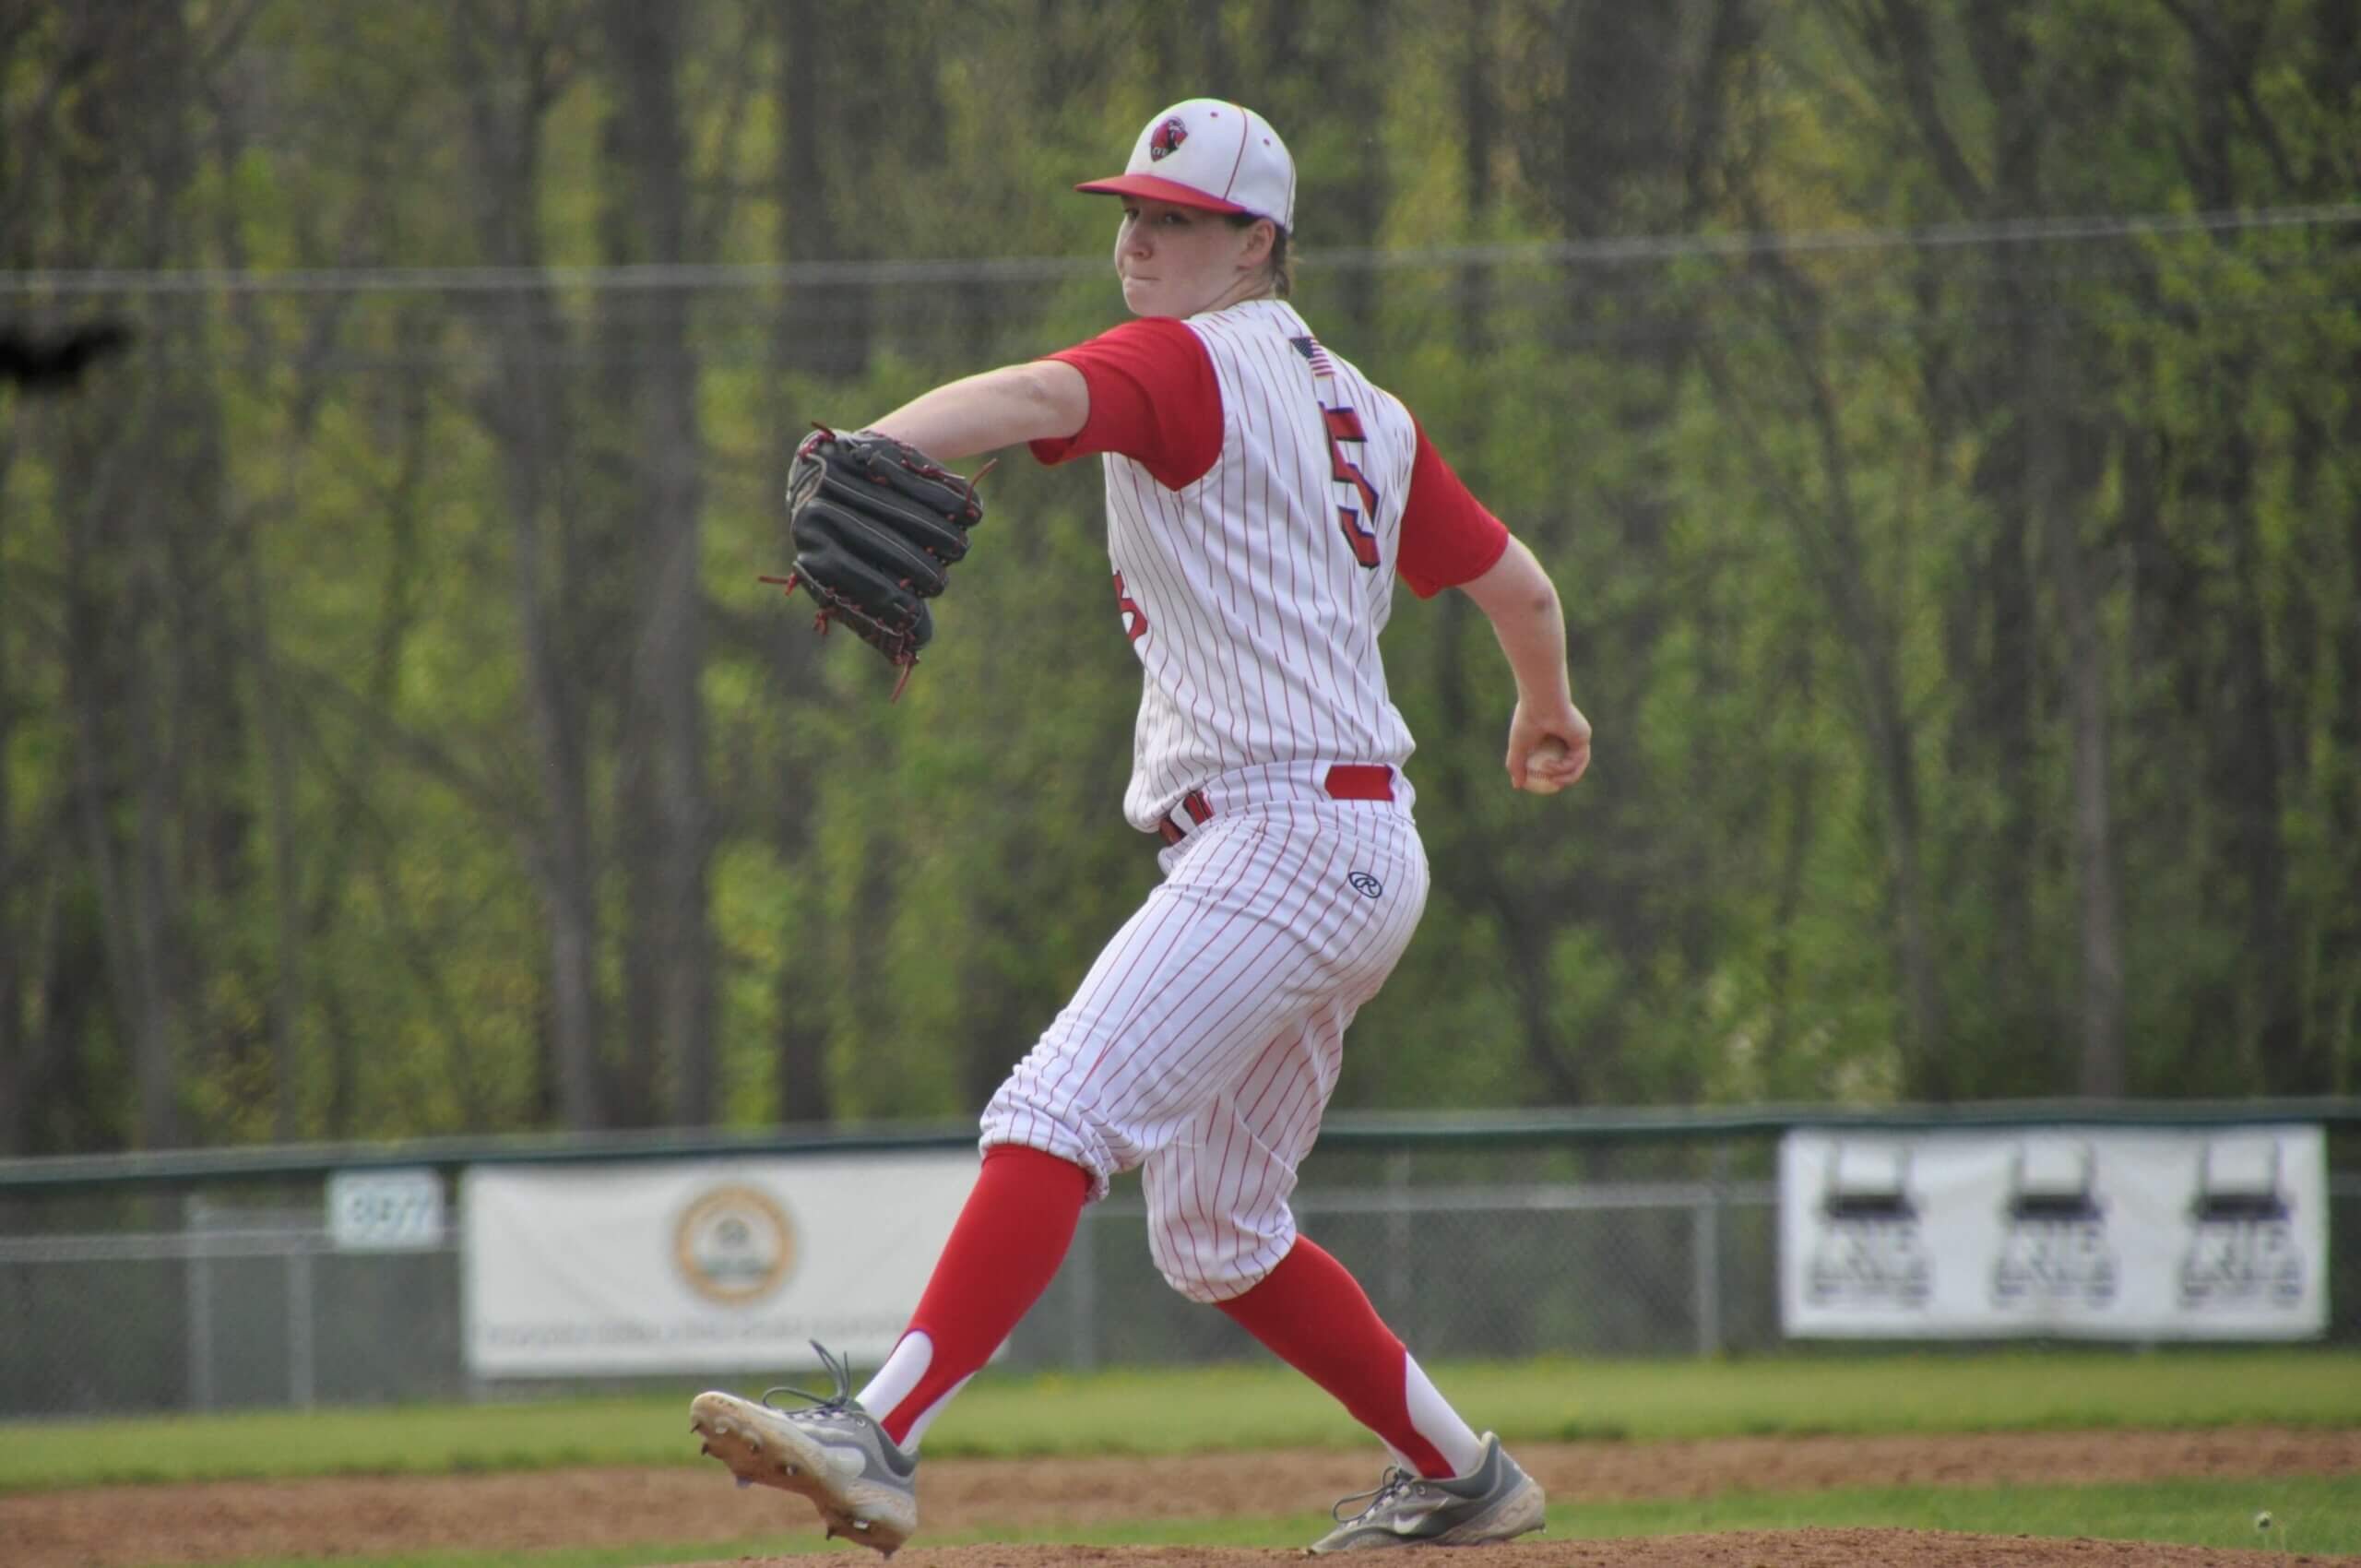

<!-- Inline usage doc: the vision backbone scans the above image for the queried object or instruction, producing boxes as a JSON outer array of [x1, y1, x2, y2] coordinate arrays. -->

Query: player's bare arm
[[1458, 535, 1591, 794], [864, 361, 1089, 464]]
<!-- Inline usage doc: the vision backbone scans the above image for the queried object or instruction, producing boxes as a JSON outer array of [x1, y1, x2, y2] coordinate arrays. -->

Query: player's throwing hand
[[1511, 708, 1592, 794]]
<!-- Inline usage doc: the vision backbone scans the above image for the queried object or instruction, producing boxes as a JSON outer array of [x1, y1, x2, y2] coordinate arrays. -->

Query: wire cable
[[6, 203, 2357, 297]]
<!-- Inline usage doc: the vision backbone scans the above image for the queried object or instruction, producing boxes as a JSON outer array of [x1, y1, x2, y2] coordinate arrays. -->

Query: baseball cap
[[1076, 100, 1296, 232]]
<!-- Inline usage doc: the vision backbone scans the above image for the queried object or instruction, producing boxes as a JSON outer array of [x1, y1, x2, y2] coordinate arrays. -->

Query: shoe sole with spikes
[[691, 1391, 917, 1557]]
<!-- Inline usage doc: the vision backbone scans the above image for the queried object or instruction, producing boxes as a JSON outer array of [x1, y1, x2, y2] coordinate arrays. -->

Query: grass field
[[6, 1347, 2357, 1491], [7, 1349, 2359, 1565]]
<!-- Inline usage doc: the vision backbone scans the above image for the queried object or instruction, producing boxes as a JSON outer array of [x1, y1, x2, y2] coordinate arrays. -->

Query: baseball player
[[693, 99, 1590, 1555]]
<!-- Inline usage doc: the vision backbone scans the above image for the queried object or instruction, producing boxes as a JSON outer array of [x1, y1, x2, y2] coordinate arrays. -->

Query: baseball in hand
[[1524, 735, 1572, 794]]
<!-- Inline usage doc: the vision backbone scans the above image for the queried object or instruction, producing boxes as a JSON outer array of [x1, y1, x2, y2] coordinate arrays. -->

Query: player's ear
[[1239, 218, 1276, 268]]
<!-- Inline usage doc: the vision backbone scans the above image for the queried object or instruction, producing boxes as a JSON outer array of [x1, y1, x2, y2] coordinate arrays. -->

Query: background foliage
[[3, 0, 2356, 1153]]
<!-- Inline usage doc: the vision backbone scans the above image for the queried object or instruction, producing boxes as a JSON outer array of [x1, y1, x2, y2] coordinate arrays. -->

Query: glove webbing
[[758, 568, 925, 702]]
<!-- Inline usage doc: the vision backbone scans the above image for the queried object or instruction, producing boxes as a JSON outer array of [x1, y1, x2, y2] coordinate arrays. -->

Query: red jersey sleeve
[[1396, 419, 1512, 598], [1028, 318, 1224, 491]]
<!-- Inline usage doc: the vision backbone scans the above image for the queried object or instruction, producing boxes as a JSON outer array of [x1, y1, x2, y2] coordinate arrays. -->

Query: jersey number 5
[[1321, 406, 1382, 570], [1113, 571, 1148, 641]]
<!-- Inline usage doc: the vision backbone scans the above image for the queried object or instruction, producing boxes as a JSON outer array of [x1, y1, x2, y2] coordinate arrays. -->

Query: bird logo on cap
[[1148, 117, 1188, 160]]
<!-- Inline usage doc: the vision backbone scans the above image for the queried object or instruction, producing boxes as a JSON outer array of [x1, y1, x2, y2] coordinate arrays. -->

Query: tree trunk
[[303, 309, 437, 1136], [0, 470, 18, 1155], [778, 0, 871, 380], [776, 951, 834, 1124], [1331, 3, 1391, 335], [2213, 391, 2299, 1085], [2044, 409, 2123, 1097], [242, 539, 309, 1139], [757, 16, 834, 1128], [1455, 0, 1497, 354], [206, 68, 318, 1144], [492, 286, 608, 1129], [1708, 249, 1950, 1093], [453, 0, 609, 1128], [601, 0, 717, 1125], [50, 0, 232, 1150], [1973, 6, 2121, 1098], [2173, 18, 2305, 1089]]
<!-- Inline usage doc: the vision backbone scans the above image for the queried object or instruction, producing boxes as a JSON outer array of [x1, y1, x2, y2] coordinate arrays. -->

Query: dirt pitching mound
[[660, 1536, 2338, 1568], [6, 1428, 2354, 1568]]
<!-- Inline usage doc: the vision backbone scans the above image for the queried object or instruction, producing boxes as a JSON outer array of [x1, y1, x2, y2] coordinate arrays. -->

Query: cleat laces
[[760, 1340, 864, 1425], [1331, 1466, 1422, 1524]]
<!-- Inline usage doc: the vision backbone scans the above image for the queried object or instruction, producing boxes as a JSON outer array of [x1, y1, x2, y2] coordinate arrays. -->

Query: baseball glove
[[763, 426, 988, 699]]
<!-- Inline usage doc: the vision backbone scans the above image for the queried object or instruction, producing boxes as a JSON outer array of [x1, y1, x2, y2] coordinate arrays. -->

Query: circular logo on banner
[[674, 1184, 797, 1305]]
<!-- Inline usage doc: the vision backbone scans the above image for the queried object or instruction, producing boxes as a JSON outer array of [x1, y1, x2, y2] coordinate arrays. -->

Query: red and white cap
[[1076, 100, 1296, 232]]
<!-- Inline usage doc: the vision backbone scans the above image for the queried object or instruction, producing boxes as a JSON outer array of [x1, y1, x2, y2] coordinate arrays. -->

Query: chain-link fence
[[3, 1108, 2355, 1418]]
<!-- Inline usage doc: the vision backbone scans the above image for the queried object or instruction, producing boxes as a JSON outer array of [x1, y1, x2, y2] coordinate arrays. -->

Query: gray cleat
[[690, 1342, 919, 1556], [1307, 1432, 1546, 1552]]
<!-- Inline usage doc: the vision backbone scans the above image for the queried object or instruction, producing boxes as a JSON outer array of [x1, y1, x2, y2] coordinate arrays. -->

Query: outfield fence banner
[[6, 1104, 2355, 1417], [1780, 1125, 2328, 1339], [463, 1153, 978, 1376]]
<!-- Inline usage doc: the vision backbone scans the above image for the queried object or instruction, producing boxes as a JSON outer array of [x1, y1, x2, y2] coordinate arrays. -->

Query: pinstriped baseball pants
[[979, 799, 1429, 1303]]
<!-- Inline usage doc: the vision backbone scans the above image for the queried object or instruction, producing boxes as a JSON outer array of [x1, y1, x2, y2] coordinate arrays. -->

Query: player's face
[[1114, 199, 1266, 318]]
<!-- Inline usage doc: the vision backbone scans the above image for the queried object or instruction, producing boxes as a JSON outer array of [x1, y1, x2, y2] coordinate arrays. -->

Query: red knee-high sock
[[1215, 1237, 1454, 1477], [872, 1145, 1090, 1445]]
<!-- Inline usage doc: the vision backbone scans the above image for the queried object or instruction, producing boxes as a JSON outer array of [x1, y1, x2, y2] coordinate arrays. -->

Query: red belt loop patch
[[1160, 773, 1387, 848], [1323, 765, 1395, 802], [1160, 789, 1213, 846]]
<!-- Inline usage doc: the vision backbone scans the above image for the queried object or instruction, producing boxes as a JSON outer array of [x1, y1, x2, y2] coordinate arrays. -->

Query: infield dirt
[[8, 1427, 2355, 1568]]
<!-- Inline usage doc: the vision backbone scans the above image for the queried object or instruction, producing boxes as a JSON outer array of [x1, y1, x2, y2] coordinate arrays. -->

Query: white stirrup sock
[[854, 1331, 972, 1452], [856, 1332, 931, 1435], [1404, 1353, 1487, 1479]]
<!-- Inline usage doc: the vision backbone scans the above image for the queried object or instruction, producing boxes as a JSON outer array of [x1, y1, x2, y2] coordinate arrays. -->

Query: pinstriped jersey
[[1033, 298, 1508, 834]]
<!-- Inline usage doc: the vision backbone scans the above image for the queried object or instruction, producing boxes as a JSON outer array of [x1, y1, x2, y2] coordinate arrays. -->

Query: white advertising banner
[[465, 1154, 977, 1376], [1780, 1125, 2327, 1340]]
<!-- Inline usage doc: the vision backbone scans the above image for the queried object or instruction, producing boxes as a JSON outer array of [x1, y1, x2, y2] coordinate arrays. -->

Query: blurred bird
[[0, 322, 135, 390]]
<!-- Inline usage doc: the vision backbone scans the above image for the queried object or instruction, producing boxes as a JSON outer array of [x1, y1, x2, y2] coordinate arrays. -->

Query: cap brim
[[1074, 173, 1254, 216]]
